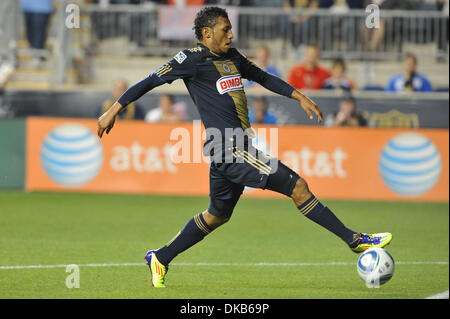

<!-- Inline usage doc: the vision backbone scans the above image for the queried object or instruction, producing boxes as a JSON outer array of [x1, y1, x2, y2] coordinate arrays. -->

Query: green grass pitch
[[0, 190, 448, 299]]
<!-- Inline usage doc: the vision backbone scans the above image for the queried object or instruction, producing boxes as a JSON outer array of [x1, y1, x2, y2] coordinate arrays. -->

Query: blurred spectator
[[443, 0, 449, 13], [0, 63, 14, 89], [167, 0, 205, 5], [328, 0, 365, 52], [205, 0, 246, 4], [98, 79, 145, 119], [89, 0, 156, 50], [128, 0, 152, 50], [0, 63, 14, 118], [247, 0, 284, 40], [284, 0, 320, 49], [415, 0, 439, 10], [287, 45, 331, 90], [246, 45, 282, 88], [248, 96, 278, 124], [322, 58, 356, 92], [20, 0, 53, 68], [437, 0, 449, 59], [385, 53, 433, 93], [345, 0, 363, 9], [362, 0, 414, 53], [318, 0, 333, 7], [145, 94, 186, 123], [325, 95, 367, 127]]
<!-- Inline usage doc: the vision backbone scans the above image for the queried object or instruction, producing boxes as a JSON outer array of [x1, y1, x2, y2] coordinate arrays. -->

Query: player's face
[[208, 16, 234, 54]]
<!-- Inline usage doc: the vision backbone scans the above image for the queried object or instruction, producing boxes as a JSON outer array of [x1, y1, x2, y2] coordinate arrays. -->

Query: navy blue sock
[[298, 195, 359, 246], [155, 213, 213, 266]]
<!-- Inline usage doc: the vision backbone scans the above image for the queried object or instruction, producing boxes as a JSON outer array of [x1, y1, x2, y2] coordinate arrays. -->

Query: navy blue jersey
[[118, 43, 294, 148]]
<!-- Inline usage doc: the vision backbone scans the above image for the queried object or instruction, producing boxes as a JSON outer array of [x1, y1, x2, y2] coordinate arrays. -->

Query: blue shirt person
[[20, 0, 53, 13], [245, 45, 282, 88], [385, 53, 433, 93], [248, 96, 278, 124], [20, 0, 53, 67]]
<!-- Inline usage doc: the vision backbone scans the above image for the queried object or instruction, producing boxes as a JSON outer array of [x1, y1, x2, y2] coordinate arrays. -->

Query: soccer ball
[[357, 247, 395, 288]]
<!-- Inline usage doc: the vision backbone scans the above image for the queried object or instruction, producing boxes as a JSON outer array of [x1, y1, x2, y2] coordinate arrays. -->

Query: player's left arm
[[238, 51, 322, 123]]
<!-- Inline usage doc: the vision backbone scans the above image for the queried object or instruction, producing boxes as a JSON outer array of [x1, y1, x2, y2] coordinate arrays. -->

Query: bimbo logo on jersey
[[216, 74, 243, 94]]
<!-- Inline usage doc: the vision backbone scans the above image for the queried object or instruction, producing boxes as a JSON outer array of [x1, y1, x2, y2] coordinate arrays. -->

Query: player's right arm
[[97, 50, 198, 138], [236, 49, 322, 123], [291, 89, 323, 123]]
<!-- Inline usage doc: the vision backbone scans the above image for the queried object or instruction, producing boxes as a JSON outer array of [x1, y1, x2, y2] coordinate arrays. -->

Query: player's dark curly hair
[[193, 7, 229, 41]]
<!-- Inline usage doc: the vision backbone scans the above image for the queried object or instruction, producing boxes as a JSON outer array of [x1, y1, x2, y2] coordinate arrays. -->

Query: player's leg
[[263, 160, 357, 247], [145, 166, 243, 287], [265, 160, 392, 253], [231, 143, 392, 253], [145, 209, 222, 288], [154, 172, 242, 267]]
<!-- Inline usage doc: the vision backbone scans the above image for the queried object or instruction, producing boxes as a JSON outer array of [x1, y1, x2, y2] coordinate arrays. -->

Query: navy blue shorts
[[207, 145, 300, 218]]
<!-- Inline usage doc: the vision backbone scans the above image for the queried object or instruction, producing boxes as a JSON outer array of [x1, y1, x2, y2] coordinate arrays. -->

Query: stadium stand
[[0, 1, 448, 89], [0, 0, 448, 127]]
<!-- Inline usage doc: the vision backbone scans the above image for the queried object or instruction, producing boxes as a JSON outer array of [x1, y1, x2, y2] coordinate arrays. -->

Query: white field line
[[425, 290, 449, 299], [0, 261, 448, 270]]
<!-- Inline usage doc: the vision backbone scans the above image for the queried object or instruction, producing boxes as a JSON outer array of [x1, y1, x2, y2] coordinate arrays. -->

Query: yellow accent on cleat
[[351, 232, 392, 254], [145, 251, 168, 288]]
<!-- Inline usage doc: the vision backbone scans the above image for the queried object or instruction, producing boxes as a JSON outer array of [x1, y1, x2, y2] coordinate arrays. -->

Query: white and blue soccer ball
[[357, 247, 395, 288]]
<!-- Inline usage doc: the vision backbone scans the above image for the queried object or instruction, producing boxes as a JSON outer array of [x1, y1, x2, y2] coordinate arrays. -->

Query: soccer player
[[97, 7, 392, 288]]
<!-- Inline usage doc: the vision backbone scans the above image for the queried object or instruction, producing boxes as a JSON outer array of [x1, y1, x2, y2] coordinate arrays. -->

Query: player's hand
[[292, 90, 323, 123], [97, 112, 116, 138], [300, 97, 323, 123], [97, 102, 122, 138]]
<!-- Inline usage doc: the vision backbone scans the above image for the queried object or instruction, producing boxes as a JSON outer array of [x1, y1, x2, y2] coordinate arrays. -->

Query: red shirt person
[[287, 46, 331, 90]]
